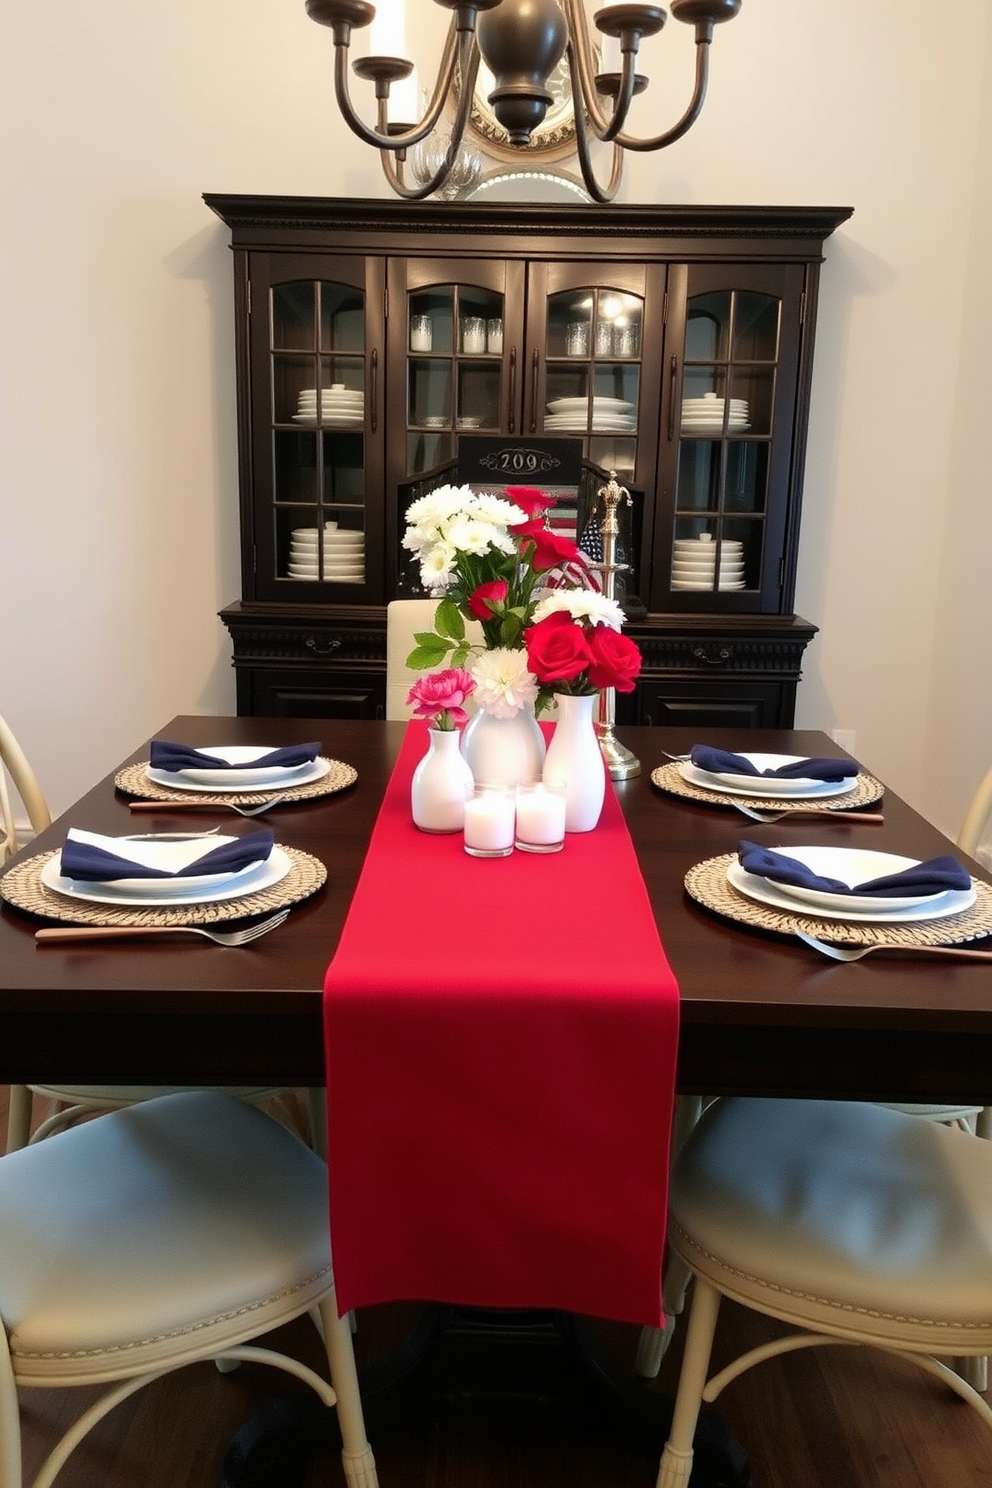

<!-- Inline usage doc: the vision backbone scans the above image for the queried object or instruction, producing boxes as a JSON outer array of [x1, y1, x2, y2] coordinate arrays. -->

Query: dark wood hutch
[[204, 194, 852, 727]]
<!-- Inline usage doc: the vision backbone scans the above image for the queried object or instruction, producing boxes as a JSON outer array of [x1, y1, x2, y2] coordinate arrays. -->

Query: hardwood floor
[[5, 1087, 992, 1488]]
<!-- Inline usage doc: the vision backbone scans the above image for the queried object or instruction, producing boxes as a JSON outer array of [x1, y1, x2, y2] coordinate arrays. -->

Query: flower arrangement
[[405, 668, 475, 731], [524, 592, 642, 708], [402, 483, 592, 672]]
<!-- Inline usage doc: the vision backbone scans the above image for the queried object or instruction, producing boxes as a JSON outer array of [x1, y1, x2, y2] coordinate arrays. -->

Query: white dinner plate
[[41, 846, 292, 908], [741, 846, 953, 913], [547, 396, 634, 415], [726, 859, 977, 924], [672, 580, 746, 591], [680, 755, 856, 800], [291, 414, 364, 426], [146, 754, 330, 792]]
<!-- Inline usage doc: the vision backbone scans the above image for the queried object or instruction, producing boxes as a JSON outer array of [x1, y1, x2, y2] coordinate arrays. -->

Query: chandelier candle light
[[304, 0, 743, 203]]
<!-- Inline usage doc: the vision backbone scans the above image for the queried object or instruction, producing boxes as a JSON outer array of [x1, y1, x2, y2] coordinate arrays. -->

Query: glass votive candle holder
[[487, 317, 503, 354], [514, 781, 566, 854], [566, 320, 590, 357], [410, 314, 433, 352], [461, 316, 486, 354], [463, 784, 515, 858]]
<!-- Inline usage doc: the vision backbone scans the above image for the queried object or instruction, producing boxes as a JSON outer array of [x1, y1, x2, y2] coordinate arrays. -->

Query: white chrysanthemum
[[401, 523, 435, 554], [470, 648, 539, 719], [405, 484, 475, 531], [420, 542, 457, 589], [472, 493, 528, 529], [530, 590, 625, 631], [443, 515, 499, 557]]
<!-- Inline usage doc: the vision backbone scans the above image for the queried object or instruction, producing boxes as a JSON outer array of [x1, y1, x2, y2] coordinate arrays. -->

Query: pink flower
[[467, 578, 508, 620], [406, 667, 476, 729]]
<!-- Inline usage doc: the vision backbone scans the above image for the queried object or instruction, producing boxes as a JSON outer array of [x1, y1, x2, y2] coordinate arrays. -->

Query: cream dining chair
[[0, 1089, 377, 1488], [655, 1097, 992, 1488], [0, 709, 319, 1154], [385, 598, 484, 721]]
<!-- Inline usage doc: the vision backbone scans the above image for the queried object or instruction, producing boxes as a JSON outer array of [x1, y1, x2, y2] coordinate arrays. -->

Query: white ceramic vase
[[460, 703, 546, 788], [411, 728, 474, 833], [542, 692, 606, 833]]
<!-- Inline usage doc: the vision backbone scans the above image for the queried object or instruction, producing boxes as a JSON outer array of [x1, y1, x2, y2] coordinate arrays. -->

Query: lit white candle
[[389, 65, 419, 126], [369, 0, 406, 58], [464, 788, 515, 857], [515, 782, 567, 853]]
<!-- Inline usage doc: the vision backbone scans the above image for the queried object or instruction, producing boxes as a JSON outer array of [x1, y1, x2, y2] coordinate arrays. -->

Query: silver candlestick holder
[[593, 472, 640, 780]]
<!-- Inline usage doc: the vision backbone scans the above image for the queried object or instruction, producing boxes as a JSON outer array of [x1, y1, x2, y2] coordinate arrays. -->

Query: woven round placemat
[[650, 761, 884, 814], [685, 853, 992, 949], [0, 848, 327, 928], [115, 757, 357, 806]]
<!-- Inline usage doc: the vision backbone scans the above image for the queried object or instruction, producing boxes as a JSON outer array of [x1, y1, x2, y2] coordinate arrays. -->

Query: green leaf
[[406, 639, 451, 670], [434, 598, 465, 642]]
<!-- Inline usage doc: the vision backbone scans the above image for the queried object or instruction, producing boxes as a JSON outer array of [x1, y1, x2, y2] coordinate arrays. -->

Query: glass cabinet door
[[652, 263, 805, 613], [248, 253, 385, 602]]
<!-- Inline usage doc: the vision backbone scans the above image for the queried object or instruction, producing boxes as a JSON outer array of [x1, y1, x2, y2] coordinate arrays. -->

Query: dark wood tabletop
[[2, 716, 991, 1104]]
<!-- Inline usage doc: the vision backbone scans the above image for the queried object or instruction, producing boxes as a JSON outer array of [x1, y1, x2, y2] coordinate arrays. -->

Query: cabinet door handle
[[667, 354, 678, 441], [305, 636, 342, 658], [508, 347, 517, 433], [530, 348, 540, 433], [370, 347, 378, 433]]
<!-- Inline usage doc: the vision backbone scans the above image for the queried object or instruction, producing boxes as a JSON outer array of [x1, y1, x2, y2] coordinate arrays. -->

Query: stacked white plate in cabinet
[[680, 392, 750, 433], [288, 525, 365, 582], [545, 395, 636, 433], [292, 385, 365, 427], [671, 534, 745, 591]]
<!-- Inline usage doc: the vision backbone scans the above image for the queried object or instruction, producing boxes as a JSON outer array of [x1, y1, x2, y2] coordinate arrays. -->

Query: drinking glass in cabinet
[[566, 321, 590, 357], [410, 315, 433, 352], [595, 321, 613, 357], [461, 317, 486, 354], [487, 318, 503, 354], [614, 322, 639, 357]]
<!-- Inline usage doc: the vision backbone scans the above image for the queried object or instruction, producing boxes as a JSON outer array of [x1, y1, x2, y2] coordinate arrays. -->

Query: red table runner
[[323, 721, 680, 1326]]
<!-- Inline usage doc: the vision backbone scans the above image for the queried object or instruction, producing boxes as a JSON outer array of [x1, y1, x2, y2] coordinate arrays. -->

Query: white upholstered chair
[[385, 598, 484, 721], [0, 709, 319, 1155], [656, 1097, 992, 1488], [0, 1089, 376, 1488]]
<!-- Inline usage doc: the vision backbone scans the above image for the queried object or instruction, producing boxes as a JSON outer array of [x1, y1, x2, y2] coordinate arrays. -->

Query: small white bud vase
[[460, 704, 546, 790], [542, 692, 606, 832], [411, 728, 475, 833]]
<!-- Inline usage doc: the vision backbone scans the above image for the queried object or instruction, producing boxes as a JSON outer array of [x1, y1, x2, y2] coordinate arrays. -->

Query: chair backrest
[[386, 600, 444, 721], [958, 763, 992, 859], [0, 712, 52, 862]]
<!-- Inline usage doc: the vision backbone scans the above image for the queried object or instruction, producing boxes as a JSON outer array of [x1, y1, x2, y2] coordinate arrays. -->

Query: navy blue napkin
[[150, 740, 321, 773], [60, 828, 275, 883], [691, 745, 858, 783], [737, 841, 972, 898]]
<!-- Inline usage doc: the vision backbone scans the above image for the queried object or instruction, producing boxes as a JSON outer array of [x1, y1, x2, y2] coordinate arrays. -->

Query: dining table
[[1, 714, 991, 1109], [3, 714, 992, 1488]]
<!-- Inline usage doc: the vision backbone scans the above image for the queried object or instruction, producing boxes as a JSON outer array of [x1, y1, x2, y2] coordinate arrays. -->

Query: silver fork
[[795, 930, 992, 963], [735, 803, 885, 825], [128, 798, 280, 818], [35, 909, 290, 946]]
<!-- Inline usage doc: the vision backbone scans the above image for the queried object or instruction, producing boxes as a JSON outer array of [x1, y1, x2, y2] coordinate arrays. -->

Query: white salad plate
[[742, 846, 953, 914], [292, 414, 364, 426], [679, 754, 856, 800], [672, 579, 746, 591], [146, 754, 330, 792], [42, 846, 291, 908], [547, 397, 634, 415], [726, 859, 976, 925]]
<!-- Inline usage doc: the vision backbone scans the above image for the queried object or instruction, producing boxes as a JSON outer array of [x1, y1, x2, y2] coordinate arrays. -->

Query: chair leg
[[955, 1355, 989, 1392], [317, 1297, 378, 1488], [656, 1276, 722, 1488]]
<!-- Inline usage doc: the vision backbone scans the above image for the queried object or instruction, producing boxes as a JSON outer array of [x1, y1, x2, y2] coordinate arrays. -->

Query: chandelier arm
[[569, 49, 624, 204], [378, 150, 437, 201], [377, 44, 484, 200], [611, 33, 712, 152], [330, 20, 467, 152], [559, 0, 617, 139]]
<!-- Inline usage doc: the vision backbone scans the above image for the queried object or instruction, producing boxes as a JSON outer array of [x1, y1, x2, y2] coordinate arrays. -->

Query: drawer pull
[[304, 636, 342, 658], [692, 645, 732, 667]]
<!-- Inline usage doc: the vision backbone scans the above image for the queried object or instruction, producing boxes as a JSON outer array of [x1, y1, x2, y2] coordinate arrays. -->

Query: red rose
[[522, 527, 584, 574], [506, 485, 556, 520], [524, 612, 593, 684], [467, 578, 508, 620], [585, 626, 642, 693]]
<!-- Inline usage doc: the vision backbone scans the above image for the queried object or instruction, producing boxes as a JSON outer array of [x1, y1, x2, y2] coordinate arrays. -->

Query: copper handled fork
[[795, 930, 992, 963]]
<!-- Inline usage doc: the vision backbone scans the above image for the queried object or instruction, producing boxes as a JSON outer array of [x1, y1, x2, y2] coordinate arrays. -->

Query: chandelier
[[304, 0, 742, 204]]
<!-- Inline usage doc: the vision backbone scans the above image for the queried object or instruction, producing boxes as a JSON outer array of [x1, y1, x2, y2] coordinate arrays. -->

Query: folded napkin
[[691, 745, 858, 783], [149, 740, 321, 773], [60, 828, 275, 882], [738, 841, 972, 898]]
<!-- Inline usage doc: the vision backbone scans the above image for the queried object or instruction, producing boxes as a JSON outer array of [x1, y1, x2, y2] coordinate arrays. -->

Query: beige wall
[[2, 1, 990, 841]]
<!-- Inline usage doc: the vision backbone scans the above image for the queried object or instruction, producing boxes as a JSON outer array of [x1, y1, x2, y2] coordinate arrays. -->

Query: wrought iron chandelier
[[304, 0, 742, 203]]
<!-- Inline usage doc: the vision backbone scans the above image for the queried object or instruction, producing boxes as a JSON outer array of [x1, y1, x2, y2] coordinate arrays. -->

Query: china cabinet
[[205, 195, 851, 724]]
